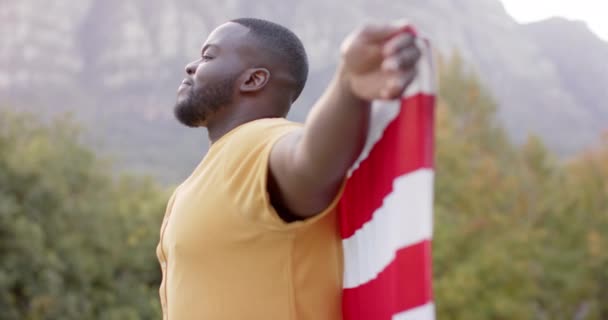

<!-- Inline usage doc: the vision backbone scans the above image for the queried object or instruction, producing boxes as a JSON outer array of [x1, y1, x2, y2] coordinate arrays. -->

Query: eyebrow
[[201, 44, 219, 55]]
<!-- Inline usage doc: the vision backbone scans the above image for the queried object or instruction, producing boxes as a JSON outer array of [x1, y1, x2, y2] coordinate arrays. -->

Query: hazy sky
[[500, 0, 608, 41]]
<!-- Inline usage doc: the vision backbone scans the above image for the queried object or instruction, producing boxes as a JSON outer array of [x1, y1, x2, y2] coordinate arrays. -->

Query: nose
[[185, 60, 198, 75]]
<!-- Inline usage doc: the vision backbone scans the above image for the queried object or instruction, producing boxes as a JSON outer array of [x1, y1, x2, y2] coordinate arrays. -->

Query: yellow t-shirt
[[156, 118, 343, 320]]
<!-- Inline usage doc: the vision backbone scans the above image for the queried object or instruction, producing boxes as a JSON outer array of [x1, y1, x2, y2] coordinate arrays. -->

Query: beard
[[173, 74, 239, 127]]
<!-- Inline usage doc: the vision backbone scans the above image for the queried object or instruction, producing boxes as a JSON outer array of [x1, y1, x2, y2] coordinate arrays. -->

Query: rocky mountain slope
[[522, 17, 608, 143], [1, 0, 606, 182]]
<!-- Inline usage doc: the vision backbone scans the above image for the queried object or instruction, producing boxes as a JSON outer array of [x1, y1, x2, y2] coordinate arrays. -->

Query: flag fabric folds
[[338, 28, 436, 320]]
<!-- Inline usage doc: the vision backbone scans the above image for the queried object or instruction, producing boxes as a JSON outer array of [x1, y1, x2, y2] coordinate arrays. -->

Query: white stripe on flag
[[392, 302, 436, 320], [342, 169, 434, 288]]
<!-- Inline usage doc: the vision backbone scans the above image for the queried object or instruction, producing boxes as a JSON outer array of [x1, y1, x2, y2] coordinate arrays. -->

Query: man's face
[[174, 23, 251, 127]]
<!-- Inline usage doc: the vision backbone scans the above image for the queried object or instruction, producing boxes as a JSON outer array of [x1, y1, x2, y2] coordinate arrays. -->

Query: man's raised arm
[[269, 22, 421, 219]]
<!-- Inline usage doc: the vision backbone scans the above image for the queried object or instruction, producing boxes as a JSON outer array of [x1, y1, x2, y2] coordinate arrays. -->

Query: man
[[156, 18, 420, 319]]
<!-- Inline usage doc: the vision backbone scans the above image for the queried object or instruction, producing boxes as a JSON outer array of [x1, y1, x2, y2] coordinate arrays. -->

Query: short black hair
[[230, 18, 308, 102]]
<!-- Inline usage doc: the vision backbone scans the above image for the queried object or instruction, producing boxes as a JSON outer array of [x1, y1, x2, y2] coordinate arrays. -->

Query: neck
[[205, 101, 285, 144], [206, 114, 259, 144]]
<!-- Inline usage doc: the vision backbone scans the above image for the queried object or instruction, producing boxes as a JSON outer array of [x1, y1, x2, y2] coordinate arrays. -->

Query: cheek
[[194, 58, 243, 82], [193, 64, 209, 83]]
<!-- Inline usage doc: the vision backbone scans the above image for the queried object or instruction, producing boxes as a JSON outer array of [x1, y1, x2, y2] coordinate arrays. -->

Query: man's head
[[174, 18, 309, 127]]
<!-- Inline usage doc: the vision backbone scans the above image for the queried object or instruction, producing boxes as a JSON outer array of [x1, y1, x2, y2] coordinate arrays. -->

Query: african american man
[[156, 18, 421, 320]]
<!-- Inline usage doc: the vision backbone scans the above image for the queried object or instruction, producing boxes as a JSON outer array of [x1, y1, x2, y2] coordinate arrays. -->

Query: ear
[[240, 68, 270, 93]]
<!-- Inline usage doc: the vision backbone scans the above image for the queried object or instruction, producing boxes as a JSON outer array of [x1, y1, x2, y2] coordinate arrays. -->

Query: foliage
[[433, 54, 608, 319], [0, 112, 168, 319]]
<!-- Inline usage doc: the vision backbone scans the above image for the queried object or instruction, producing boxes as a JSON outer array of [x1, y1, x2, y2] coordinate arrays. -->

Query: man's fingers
[[359, 23, 403, 42], [381, 69, 417, 99], [382, 33, 416, 57], [381, 45, 421, 71]]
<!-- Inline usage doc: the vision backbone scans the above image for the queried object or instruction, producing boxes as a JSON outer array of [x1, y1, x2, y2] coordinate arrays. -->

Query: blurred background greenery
[[1, 0, 607, 319]]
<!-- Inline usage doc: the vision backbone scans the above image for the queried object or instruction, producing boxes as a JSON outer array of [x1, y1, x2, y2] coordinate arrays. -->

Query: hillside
[[522, 17, 608, 139], [1, 0, 606, 183]]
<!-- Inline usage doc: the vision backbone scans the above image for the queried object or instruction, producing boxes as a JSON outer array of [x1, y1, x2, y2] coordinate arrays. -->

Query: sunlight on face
[[500, 0, 608, 41]]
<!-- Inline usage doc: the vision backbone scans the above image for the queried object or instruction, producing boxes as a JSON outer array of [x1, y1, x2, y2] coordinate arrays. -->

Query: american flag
[[338, 28, 436, 320]]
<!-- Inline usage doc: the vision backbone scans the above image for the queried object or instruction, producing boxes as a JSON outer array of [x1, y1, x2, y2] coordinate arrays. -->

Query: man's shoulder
[[242, 117, 302, 132], [225, 118, 302, 145]]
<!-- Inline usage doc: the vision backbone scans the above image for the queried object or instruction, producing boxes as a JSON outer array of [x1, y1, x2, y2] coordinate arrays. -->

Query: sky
[[500, 0, 608, 41]]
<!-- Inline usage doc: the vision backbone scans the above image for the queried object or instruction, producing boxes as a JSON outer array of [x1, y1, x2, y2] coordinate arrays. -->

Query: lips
[[177, 78, 194, 94]]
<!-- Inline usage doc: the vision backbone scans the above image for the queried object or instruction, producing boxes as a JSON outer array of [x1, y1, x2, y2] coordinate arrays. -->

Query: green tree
[[0, 111, 169, 320], [434, 54, 538, 319], [433, 55, 608, 319]]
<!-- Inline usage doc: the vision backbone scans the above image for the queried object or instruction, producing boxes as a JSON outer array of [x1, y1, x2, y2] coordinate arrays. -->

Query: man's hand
[[340, 22, 421, 101]]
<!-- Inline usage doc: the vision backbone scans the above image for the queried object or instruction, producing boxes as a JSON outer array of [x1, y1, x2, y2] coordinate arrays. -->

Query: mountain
[[1, 0, 606, 183], [522, 18, 608, 141]]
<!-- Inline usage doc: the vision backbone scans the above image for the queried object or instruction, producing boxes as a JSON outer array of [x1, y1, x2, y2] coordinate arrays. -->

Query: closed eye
[[202, 55, 213, 61]]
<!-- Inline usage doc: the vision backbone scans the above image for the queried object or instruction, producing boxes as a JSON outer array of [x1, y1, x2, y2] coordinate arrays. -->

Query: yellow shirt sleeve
[[215, 118, 344, 231]]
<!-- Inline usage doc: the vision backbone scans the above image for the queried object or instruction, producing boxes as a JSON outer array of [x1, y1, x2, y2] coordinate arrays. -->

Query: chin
[[173, 105, 203, 128]]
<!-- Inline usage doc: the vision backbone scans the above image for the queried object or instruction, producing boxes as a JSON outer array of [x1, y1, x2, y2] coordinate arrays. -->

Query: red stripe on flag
[[342, 240, 433, 320], [339, 94, 435, 239]]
